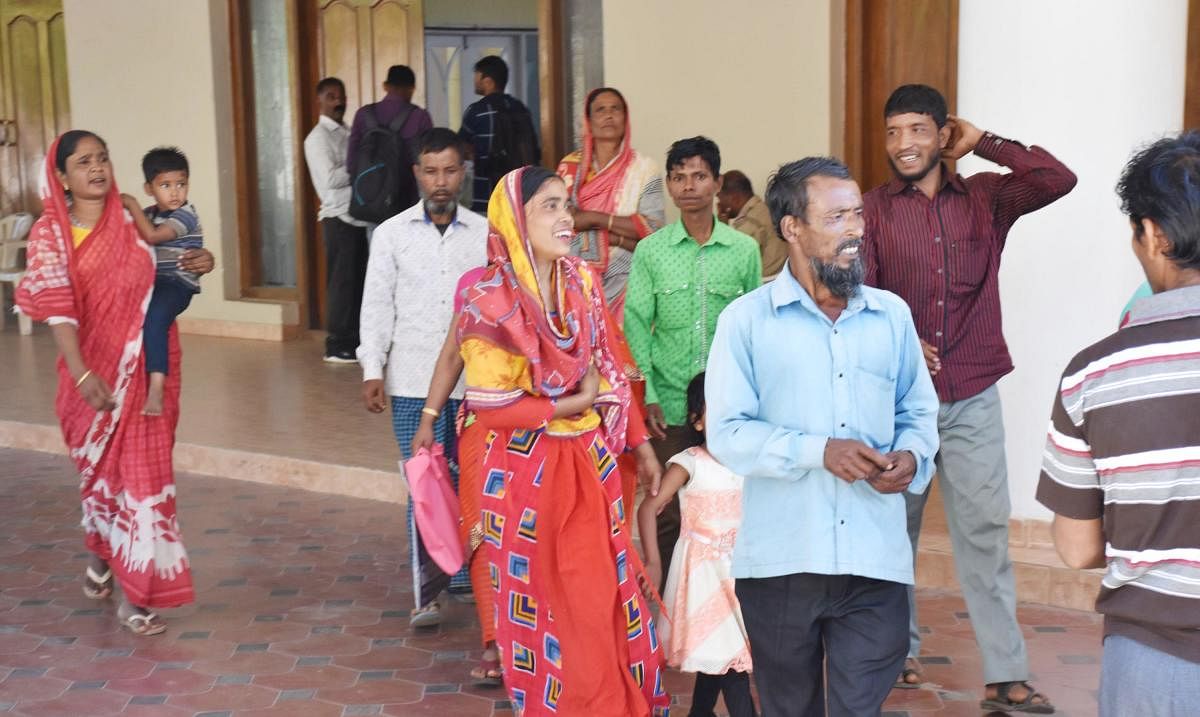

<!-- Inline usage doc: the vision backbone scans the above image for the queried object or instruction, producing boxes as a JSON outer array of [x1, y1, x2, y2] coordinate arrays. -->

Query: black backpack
[[486, 95, 540, 178], [349, 105, 418, 223]]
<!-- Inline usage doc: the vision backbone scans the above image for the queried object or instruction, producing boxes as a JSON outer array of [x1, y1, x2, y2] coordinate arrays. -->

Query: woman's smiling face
[[524, 176, 574, 264]]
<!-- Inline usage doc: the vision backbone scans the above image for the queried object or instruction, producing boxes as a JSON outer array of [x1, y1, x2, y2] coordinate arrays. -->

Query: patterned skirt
[[480, 427, 670, 716]]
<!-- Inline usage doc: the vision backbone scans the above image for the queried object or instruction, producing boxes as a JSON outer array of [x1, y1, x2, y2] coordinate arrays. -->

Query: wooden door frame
[[843, 0, 959, 192], [1187, 0, 1199, 130], [228, 0, 315, 324], [537, 0, 565, 169]]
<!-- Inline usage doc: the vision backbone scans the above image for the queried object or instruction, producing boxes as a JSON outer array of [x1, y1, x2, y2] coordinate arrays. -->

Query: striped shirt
[[145, 202, 203, 292], [1037, 284, 1200, 662], [862, 134, 1077, 401]]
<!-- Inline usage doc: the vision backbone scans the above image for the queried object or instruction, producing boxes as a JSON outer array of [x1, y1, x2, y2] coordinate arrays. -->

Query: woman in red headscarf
[[16, 131, 212, 635], [457, 166, 669, 716], [557, 87, 664, 323]]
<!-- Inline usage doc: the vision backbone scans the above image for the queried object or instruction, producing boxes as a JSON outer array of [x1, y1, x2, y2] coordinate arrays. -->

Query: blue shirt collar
[[770, 261, 882, 319]]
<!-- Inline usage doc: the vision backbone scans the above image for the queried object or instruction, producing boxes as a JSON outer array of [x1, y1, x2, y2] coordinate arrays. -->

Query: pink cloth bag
[[402, 444, 465, 575]]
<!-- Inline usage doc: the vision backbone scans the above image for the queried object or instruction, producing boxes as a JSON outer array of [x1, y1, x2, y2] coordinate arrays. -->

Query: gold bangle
[[421, 407, 439, 419], [606, 213, 615, 232], [74, 369, 92, 389]]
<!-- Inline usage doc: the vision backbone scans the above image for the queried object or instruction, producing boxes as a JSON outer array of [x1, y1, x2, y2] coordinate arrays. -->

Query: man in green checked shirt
[[625, 136, 762, 585]]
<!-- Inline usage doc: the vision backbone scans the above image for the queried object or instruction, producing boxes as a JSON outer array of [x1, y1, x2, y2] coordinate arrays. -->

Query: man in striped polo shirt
[[1038, 131, 1200, 716]]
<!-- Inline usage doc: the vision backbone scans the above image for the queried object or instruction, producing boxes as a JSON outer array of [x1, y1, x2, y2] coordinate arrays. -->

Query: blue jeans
[[1101, 634, 1200, 717], [144, 277, 194, 375]]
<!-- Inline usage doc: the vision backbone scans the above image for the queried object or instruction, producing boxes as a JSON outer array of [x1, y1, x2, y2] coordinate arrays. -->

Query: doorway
[[424, 29, 540, 131], [0, 0, 70, 217]]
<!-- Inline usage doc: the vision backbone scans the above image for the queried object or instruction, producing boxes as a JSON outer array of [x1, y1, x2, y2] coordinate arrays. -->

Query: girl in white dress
[[638, 372, 757, 717]]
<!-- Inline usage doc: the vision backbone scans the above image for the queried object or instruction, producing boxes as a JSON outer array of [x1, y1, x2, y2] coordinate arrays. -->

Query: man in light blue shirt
[[707, 157, 939, 716]]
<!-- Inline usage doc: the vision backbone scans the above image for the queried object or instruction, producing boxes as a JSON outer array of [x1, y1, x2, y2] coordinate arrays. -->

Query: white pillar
[[956, 0, 1189, 518]]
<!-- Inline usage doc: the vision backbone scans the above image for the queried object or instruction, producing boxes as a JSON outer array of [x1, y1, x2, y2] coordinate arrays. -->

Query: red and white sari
[[16, 136, 193, 609]]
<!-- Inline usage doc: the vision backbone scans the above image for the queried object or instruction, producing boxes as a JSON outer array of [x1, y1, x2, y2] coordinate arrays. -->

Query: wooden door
[[0, 0, 69, 216], [843, 0, 958, 193], [1187, 0, 1199, 130], [316, 0, 425, 119], [302, 0, 424, 328]]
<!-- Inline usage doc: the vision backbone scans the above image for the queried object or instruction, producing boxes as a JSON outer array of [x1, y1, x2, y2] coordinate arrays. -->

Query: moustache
[[334, 104, 346, 113], [836, 238, 862, 253]]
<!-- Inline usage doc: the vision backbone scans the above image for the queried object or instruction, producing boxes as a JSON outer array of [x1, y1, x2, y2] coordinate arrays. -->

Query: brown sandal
[[980, 681, 1055, 714], [893, 657, 923, 690], [118, 605, 167, 636]]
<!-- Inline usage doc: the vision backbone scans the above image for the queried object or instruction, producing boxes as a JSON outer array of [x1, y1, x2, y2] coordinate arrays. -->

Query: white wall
[[957, 0, 1189, 517], [602, 0, 835, 214], [62, 0, 289, 330]]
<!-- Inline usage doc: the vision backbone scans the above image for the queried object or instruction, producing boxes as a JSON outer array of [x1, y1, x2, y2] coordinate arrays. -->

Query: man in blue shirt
[[707, 157, 939, 716]]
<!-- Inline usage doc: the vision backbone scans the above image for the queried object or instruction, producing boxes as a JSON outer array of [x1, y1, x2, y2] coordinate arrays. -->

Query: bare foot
[[142, 372, 165, 416]]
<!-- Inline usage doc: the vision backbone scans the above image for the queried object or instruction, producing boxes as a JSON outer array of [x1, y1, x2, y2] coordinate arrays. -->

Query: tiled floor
[[0, 327, 394, 473], [0, 448, 1104, 716]]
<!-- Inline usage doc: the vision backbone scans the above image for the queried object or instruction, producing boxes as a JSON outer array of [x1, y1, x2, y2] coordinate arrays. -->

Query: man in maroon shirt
[[863, 84, 1076, 713]]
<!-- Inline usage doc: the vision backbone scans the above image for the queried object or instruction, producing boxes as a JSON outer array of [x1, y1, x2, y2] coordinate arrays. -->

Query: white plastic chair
[[0, 212, 35, 335]]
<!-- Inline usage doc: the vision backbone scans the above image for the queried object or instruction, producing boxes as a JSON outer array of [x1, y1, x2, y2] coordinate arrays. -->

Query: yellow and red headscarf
[[458, 167, 632, 451]]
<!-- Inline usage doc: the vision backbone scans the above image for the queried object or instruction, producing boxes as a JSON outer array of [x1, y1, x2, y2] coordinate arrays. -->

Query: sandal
[[470, 656, 503, 686], [118, 605, 167, 637], [980, 681, 1055, 714], [82, 566, 113, 600], [892, 657, 923, 690], [409, 601, 441, 628]]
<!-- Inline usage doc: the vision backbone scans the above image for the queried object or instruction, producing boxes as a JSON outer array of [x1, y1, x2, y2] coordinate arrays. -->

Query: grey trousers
[[906, 384, 1029, 684]]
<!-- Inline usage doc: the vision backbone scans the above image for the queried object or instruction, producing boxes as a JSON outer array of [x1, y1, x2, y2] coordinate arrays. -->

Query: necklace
[[66, 199, 92, 230]]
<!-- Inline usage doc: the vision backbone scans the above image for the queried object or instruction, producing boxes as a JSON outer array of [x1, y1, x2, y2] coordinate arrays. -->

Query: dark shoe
[[323, 349, 357, 364]]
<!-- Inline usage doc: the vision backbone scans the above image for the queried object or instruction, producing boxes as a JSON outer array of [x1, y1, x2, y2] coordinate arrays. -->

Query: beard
[[887, 151, 940, 183], [810, 254, 864, 299], [423, 195, 457, 216]]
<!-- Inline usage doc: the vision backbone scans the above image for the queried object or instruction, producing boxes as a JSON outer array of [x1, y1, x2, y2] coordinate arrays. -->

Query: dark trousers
[[690, 670, 757, 717], [322, 217, 369, 355], [651, 424, 697, 592], [735, 573, 908, 717], [144, 277, 194, 375]]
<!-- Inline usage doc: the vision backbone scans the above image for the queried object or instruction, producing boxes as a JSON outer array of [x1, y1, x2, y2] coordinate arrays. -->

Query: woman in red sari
[[16, 131, 209, 634], [457, 166, 669, 716]]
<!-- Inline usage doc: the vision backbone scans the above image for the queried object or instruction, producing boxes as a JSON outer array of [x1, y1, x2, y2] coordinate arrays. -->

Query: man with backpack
[[347, 65, 433, 226], [458, 55, 541, 213]]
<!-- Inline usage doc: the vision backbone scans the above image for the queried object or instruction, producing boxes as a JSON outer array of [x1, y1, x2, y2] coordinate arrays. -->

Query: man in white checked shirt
[[358, 127, 487, 627]]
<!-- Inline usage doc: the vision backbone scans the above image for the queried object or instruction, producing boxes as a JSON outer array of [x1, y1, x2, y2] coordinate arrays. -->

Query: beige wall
[[62, 0, 292, 335], [602, 0, 836, 215]]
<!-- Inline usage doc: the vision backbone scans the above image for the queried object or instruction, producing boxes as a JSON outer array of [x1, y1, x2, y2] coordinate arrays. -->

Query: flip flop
[[82, 566, 113, 600], [119, 608, 167, 637], [980, 681, 1055, 714], [470, 656, 503, 686]]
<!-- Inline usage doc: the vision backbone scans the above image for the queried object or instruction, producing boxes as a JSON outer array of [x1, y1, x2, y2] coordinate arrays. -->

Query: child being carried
[[121, 147, 203, 416]]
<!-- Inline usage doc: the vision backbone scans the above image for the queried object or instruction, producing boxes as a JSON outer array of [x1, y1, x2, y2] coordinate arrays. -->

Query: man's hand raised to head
[[824, 439, 893, 484], [941, 115, 985, 161]]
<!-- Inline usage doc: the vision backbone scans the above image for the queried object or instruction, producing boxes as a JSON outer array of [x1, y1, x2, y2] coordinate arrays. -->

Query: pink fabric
[[404, 444, 465, 575], [453, 267, 487, 314]]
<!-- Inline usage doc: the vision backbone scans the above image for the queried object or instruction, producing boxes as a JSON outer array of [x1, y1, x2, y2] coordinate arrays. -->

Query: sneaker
[[409, 601, 441, 628], [323, 350, 357, 364]]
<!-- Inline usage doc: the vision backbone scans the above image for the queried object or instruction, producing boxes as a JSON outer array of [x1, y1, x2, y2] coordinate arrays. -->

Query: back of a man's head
[[1118, 130, 1200, 272], [474, 55, 509, 93], [721, 170, 754, 198], [884, 84, 948, 128], [385, 65, 416, 90]]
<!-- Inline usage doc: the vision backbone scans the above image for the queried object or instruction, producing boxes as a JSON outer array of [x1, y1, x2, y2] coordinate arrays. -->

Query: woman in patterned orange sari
[[16, 131, 210, 635], [458, 166, 670, 716]]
